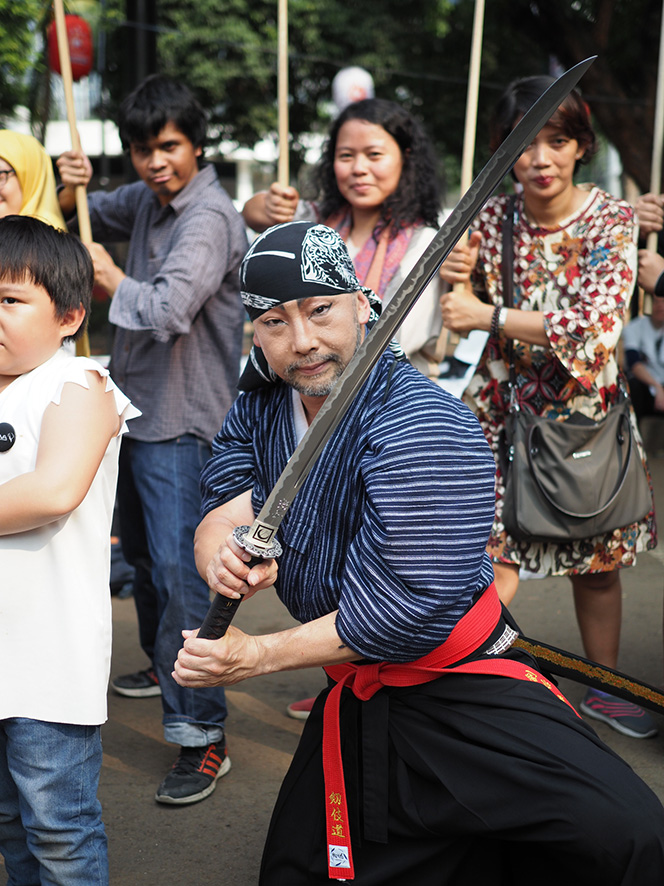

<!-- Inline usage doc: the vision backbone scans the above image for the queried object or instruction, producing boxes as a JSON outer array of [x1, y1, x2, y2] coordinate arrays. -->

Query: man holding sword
[[174, 221, 664, 885]]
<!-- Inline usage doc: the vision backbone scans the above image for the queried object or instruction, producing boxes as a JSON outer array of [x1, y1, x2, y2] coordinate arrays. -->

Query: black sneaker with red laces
[[154, 742, 231, 805]]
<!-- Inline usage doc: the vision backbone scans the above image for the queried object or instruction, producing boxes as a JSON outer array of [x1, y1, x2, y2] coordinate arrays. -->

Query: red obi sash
[[320, 583, 577, 881]]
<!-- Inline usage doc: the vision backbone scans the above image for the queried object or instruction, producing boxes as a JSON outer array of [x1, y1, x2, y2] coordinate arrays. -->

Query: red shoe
[[286, 697, 316, 720]]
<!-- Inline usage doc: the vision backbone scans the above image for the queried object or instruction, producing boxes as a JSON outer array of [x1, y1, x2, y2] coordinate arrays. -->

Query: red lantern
[[47, 14, 94, 82]]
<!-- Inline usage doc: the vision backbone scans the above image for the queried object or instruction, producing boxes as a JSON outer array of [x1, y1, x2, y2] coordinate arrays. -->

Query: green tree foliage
[[159, 0, 466, 190], [0, 0, 44, 122], [143, 0, 664, 194], [4, 1, 663, 194]]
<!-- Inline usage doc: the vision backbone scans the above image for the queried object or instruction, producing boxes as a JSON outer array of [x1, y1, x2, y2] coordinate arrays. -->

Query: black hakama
[[260, 649, 664, 885]]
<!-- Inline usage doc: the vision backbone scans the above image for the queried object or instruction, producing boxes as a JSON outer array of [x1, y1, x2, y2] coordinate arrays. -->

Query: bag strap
[[501, 195, 516, 311], [501, 195, 518, 403]]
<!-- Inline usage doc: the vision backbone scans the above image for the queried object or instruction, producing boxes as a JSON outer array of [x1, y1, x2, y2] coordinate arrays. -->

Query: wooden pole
[[435, 0, 485, 360], [53, 0, 92, 355], [645, 1, 664, 320], [53, 0, 92, 245], [277, 0, 289, 187], [648, 4, 664, 253], [459, 0, 485, 200], [638, 1, 664, 315]]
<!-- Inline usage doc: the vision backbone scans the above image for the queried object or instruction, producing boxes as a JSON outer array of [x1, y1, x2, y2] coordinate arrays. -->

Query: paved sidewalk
[[1, 455, 663, 885]]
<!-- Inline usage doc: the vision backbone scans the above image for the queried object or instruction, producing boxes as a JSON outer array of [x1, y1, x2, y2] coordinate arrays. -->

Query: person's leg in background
[[494, 562, 656, 739], [126, 435, 230, 805], [626, 376, 655, 425], [111, 440, 161, 699], [493, 562, 520, 606], [571, 571, 622, 668], [572, 570, 657, 739]]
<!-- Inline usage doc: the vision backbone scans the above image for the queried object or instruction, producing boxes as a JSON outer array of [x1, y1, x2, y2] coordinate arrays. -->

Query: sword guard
[[233, 525, 283, 562]]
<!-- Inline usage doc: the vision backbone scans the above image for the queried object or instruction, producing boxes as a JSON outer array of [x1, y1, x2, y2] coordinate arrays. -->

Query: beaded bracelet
[[490, 304, 503, 338]]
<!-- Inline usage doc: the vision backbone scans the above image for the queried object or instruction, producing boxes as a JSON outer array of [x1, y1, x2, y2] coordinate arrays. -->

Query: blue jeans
[[0, 719, 108, 886], [117, 443, 158, 662], [117, 435, 227, 746]]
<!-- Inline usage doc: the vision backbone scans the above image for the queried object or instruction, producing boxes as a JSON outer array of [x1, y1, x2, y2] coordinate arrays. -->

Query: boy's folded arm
[[0, 372, 122, 535]]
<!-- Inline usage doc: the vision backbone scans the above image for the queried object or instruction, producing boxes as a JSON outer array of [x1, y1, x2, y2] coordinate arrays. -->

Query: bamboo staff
[[434, 0, 485, 360], [277, 0, 289, 186], [643, 0, 664, 317], [459, 0, 485, 209], [53, 0, 92, 355]]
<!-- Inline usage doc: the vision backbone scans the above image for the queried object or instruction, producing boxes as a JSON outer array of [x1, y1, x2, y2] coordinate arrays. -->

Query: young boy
[[56, 74, 246, 805], [0, 216, 139, 884]]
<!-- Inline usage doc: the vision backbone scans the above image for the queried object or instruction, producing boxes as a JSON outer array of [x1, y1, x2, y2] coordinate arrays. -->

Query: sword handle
[[197, 526, 283, 640], [198, 556, 262, 640]]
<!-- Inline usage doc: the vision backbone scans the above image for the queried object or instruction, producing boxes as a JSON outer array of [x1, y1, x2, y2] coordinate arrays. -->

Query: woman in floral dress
[[440, 75, 657, 739]]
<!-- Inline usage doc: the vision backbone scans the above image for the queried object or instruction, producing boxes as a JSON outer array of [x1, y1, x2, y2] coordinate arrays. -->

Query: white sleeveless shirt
[[0, 349, 139, 725]]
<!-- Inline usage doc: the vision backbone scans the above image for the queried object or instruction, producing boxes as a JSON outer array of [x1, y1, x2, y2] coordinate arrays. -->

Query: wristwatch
[[655, 271, 664, 299]]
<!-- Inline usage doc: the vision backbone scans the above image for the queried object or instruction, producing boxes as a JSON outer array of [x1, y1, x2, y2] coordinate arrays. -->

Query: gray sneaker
[[112, 667, 161, 698], [580, 689, 658, 739]]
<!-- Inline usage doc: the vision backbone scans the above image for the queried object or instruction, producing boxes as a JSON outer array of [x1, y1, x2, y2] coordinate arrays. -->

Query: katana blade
[[514, 636, 664, 716], [199, 57, 596, 639]]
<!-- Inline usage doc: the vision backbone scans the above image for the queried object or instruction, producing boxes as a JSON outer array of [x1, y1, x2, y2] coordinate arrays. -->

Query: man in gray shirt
[[58, 74, 247, 805]]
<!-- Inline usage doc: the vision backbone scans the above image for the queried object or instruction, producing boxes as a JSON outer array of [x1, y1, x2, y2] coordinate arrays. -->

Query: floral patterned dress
[[464, 186, 657, 576]]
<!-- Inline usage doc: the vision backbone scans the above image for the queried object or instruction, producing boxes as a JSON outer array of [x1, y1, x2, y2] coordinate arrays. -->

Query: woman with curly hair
[[440, 75, 657, 740], [242, 98, 444, 374]]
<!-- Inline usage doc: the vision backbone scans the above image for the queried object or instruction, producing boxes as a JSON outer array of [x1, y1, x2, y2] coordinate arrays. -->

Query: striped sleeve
[[336, 377, 497, 661]]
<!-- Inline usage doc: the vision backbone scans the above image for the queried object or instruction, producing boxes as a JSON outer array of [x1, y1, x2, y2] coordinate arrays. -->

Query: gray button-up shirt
[[85, 164, 247, 442]]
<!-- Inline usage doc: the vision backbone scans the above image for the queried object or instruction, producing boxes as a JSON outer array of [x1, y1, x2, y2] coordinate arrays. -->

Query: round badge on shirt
[[0, 422, 16, 452]]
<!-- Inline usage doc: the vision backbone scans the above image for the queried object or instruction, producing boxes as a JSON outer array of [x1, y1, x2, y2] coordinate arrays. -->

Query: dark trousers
[[116, 436, 227, 746], [117, 443, 157, 661], [628, 376, 663, 422], [260, 653, 664, 885]]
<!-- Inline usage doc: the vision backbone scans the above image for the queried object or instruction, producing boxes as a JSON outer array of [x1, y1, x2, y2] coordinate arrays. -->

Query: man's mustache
[[285, 353, 342, 374]]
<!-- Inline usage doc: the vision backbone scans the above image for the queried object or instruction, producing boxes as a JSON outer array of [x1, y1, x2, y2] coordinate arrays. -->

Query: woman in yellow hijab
[[0, 130, 66, 230]]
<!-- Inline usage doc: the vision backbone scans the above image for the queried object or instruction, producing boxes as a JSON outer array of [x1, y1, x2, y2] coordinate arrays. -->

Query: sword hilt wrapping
[[197, 526, 283, 640]]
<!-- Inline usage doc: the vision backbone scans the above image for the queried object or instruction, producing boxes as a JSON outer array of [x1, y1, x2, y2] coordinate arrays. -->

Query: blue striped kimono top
[[201, 352, 497, 662]]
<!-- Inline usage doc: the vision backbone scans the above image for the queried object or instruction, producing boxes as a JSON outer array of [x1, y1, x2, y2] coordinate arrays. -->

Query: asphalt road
[[2, 441, 664, 885]]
